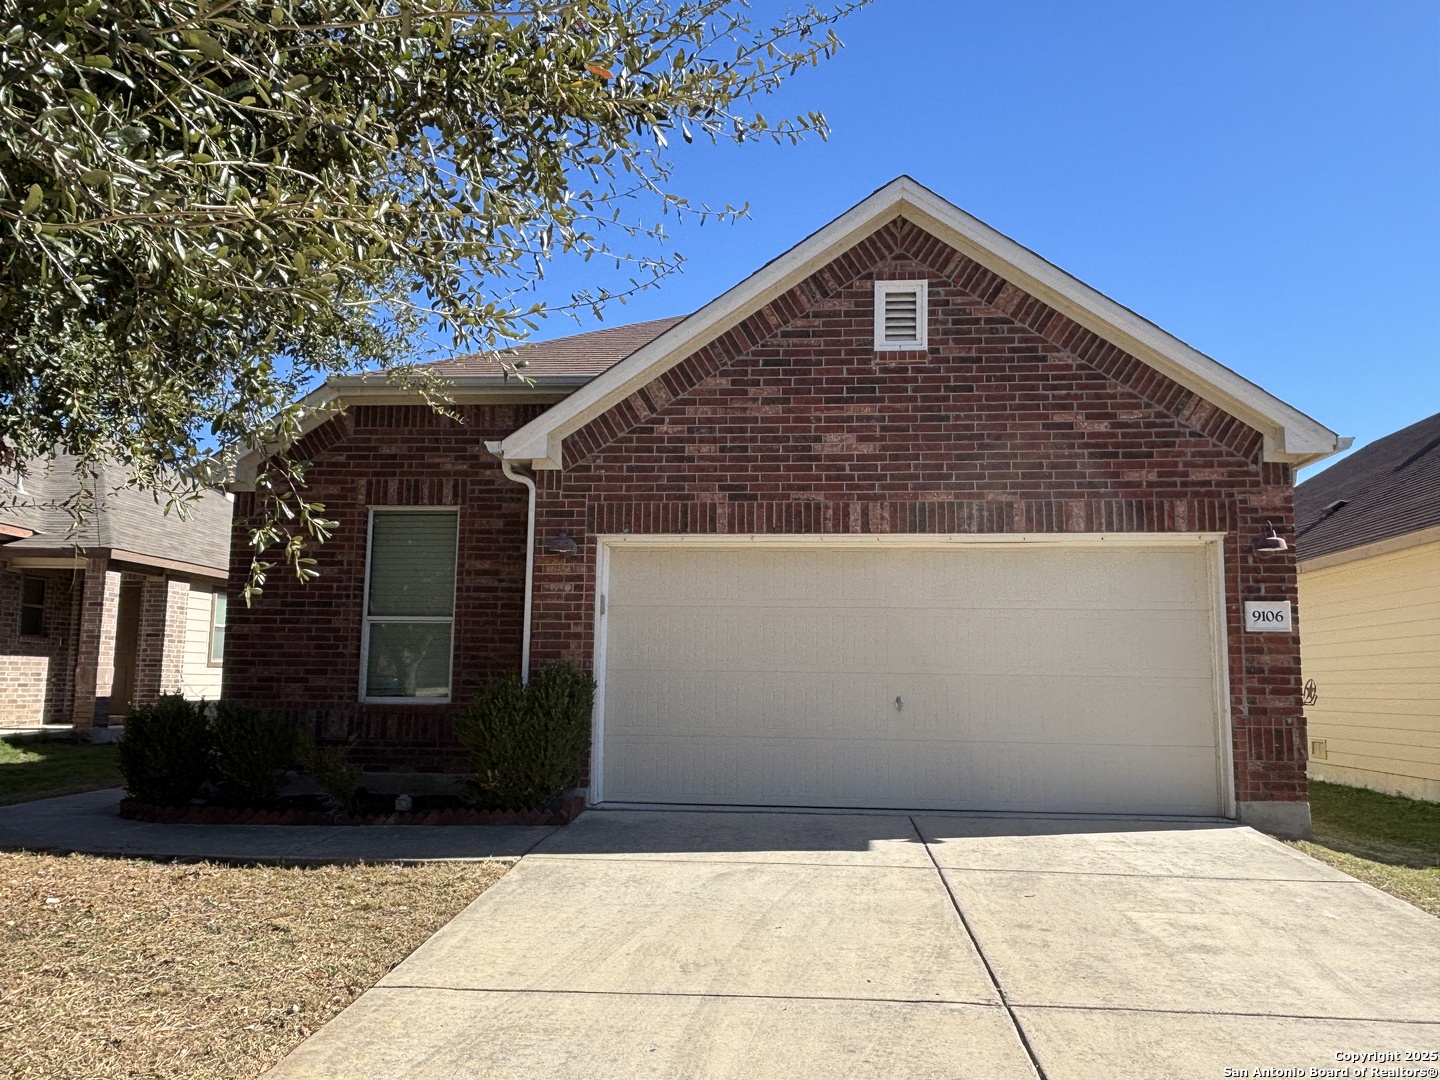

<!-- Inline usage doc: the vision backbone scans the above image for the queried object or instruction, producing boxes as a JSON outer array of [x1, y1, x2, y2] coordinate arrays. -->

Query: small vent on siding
[[1310, 738, 1328, 761], [874, 280, 928, 351]]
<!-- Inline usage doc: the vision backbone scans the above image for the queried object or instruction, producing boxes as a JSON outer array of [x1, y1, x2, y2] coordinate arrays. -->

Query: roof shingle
[[0, 456, 232, 573], [1294, 411, 1440, 562], [427, 316, 685, 380]]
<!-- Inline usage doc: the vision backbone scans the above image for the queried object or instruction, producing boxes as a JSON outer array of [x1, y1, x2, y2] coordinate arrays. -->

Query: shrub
[[210, 702, 298, 804], [295, 731, 363, 816], [455, 663, 595, 812], [118, 694, 211, 805]]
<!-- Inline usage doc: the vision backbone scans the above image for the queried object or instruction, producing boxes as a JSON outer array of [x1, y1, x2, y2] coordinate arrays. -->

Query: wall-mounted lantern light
[[1254, 521, 1288, 554], [545, 533, 578, 557]]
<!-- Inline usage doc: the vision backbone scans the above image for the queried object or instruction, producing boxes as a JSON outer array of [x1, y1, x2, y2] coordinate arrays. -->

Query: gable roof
[[227, 319, 681, 488], [428, 316, 686, 379], [1295, 411, 1440, 564], [0, 455, 233, 576], [498, 176, 1347, 471]]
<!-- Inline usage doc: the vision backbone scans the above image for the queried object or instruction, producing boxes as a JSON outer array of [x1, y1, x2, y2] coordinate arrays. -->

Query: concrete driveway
[[265, 810, 1440, 1079]]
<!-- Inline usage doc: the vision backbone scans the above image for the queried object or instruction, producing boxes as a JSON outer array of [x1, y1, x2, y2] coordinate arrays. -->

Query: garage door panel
[[604, 669, 1217, 747], [605, 734, 1222, 814], [610, 606, 1212, 680], [619, 547, 1212, 608], [601, 543, 1224, 815]]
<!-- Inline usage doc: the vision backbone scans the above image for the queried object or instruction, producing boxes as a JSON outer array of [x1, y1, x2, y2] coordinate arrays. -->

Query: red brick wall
[[224, 404, 546, 771], [133, 575, 189, 705], [0, 568, 83, 726], [528, 218, 1306, 805], [227, 218, 1306, 803], [71, 560, 121, 729]]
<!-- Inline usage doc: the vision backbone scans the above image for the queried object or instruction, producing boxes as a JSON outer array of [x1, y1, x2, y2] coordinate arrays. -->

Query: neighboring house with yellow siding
[[1295, 412, 1440, 802]]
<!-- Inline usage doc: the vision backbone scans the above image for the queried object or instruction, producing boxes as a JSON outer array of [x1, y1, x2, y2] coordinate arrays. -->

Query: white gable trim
[[227, 376, 578, 490], [499, 176, 1345, 471]]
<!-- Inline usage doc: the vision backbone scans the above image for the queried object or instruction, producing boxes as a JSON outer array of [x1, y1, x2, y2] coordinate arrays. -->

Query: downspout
[[488, 442, 536, 685]]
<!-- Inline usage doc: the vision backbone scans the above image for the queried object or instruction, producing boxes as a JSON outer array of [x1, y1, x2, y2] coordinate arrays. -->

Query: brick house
[[0, 456, 232, 731], [226, 178, 1347, 836]]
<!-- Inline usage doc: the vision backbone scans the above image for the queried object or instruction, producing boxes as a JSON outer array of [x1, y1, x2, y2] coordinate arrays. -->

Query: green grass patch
[[0, 735, 123, 806], [1289, 780, 1440, 918], [1309, 779, 1440, 866]]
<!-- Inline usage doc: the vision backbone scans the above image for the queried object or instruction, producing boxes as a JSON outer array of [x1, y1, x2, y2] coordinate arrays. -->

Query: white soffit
[[499, 176, 1345, 470]]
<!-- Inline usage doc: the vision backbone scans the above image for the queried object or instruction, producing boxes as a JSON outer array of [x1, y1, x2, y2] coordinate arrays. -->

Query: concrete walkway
[[262, 809, 1440, 1079], [0, 788, 554, 863]]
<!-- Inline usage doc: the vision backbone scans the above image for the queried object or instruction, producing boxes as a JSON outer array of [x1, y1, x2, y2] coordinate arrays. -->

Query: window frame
[[358, 506, 460, 705], [873, 279, 929, 352], [18, 575, 45, 637], [207, 589, 227, 667]]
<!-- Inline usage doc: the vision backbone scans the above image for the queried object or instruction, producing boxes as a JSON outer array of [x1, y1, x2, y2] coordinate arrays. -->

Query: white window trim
[[359, 506, 460, 705], [873, 278, 929, 352]]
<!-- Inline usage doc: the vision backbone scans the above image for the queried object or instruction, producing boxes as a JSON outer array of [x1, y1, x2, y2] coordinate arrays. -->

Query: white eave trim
[[1298, 522, 1440, 573], [499, 176, 1346, 471], [226, 375, 583, 490]]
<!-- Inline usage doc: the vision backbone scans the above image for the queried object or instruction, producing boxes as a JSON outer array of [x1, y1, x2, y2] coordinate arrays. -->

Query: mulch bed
[[119, 793, 584, 827]]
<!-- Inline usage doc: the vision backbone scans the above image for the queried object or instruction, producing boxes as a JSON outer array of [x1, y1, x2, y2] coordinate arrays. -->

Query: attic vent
[[874, 280, 928, 351], [1321, 499, 1350, 517]]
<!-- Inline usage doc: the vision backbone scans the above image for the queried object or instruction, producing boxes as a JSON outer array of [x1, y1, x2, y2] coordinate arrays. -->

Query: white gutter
[[489, 442, 536, 685]]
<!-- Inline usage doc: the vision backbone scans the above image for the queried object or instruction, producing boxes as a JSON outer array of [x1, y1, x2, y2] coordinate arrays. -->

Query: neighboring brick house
[[226, 178, 1348, 836], [1295, 411, 1440, 802], [0, 456, 232, 731]]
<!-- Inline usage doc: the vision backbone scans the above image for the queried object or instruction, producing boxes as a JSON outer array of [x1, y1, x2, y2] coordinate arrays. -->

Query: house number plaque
[[1243, 601, 1292, 633]]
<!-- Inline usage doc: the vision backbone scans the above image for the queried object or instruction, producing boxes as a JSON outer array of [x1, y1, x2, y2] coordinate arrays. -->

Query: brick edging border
[[118, 796, 585, 827]]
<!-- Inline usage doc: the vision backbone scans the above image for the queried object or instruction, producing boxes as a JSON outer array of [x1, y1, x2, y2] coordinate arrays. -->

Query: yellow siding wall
[[1300, 539, 1440, 802], [181, 583, 223, 702]]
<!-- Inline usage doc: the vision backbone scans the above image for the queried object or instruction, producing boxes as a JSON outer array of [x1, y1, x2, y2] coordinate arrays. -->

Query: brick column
[[71, 559, 121, 732], [161, 578, 189, 694], [134, 577, 190, 704]]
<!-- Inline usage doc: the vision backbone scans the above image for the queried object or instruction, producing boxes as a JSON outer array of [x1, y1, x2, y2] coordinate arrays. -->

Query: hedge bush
[[295, 731, 363, 815], [455, 663, 595, 811], [210, 701, 298, 804], [117, 694, 212, 805]]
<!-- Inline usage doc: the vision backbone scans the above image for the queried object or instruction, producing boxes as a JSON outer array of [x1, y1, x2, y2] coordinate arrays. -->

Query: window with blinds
[[362, 509, 458, 701], [873, 279, 929, 351], [208, 592, 227, 666]]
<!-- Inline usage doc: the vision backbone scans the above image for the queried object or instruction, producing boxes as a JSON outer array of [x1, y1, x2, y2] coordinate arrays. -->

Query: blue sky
[[521, 0, 1439, 478]]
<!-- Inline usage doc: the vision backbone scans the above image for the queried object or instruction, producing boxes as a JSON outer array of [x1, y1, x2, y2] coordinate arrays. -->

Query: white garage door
[[597, 540, 1226, 816]]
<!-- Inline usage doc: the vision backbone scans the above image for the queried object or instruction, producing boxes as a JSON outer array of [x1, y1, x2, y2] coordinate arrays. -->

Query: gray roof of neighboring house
[[0, 455, 232, 574], [1295, 411, 1440, 562], [426, 316, 686, 380]]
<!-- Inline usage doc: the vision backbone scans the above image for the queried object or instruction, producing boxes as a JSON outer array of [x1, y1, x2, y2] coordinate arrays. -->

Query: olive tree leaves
[[0, 0, 862, 599]]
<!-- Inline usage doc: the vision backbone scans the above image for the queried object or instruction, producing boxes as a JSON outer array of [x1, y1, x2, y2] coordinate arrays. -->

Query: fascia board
[[228, 377, 578, 488], [1297, 522, 1440, 573], [500, 181, 916, 468], [500, 176, 1345, 470], [895, 185, 1342, 462]]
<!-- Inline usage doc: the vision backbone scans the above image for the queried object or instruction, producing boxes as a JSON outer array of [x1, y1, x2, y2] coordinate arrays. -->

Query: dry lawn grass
[[1287, 780, 1440, 919], [1291, 842, 1440, 917], [0, 853, 508, 1079]]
